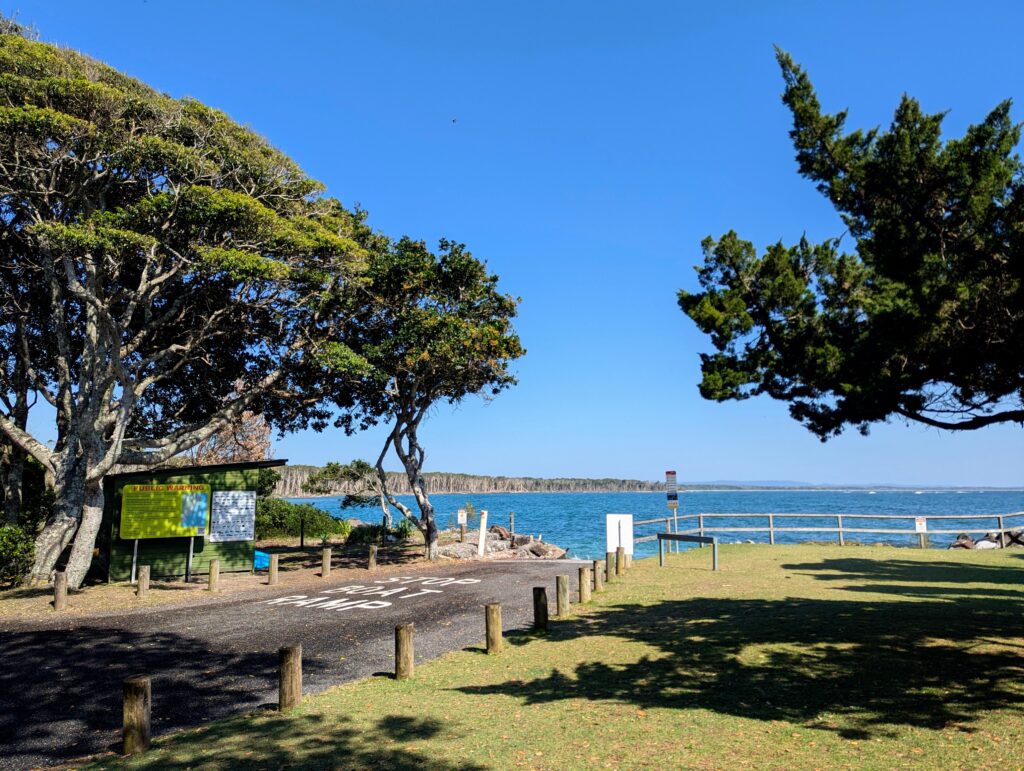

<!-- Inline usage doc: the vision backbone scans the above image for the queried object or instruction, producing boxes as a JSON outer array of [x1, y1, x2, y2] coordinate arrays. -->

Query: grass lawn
[[90, 545, 1024, 770]]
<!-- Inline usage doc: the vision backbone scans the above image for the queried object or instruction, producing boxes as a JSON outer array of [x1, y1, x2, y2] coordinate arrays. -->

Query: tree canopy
[[0, 25, 365, 585], [326, 237, 524, 558], [678, 50, 1024, 439]]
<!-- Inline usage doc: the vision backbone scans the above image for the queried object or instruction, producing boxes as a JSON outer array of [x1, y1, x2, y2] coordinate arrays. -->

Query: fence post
[[593, 559, 605, 592], [208, 559, 220, 592], [122, 675, 151, 755], [53, 571, 67, 612], [279, 645, 302, 710], [533, 587, 548, 630], [321, 548, 332, 578], [659, 536, 665, 567], [606, 551, 615, 582], [460, 524, 466, 543], [136, 565, 150, 599], [368, 545, 378, 571], [556, 575, 570, 616], [917, 533, 927, 549], [615, 546, 625, 577], [268, 554, 279, 586], [837, 516, 845, 547], [998, 516, 1007, 547], [485, 604, 502, 654], [579, 566, 592, 603], [712, 539, 719, 571], [768, 513, 775, 545]]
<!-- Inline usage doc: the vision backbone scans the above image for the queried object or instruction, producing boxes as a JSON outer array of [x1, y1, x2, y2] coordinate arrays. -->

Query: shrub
[[0, 524, 34, 587], [393, 517, 416, 540], [254, 499, 347, 540], [347, 524, 387, 546]]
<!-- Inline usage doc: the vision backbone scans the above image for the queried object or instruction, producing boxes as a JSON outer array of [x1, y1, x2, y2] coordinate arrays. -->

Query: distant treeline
[[272, 466, 663, 497]]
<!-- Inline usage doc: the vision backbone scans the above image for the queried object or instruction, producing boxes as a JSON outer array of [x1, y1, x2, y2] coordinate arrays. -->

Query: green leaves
[[679, 52, 1024, 436]]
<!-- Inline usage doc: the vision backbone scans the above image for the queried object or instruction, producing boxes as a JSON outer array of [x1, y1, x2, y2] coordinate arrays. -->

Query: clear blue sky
[[12, 1, 1024, 486]]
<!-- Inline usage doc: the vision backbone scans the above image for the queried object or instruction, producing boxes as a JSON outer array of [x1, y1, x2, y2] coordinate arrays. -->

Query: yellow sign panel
[[120, 484, 211, 539]]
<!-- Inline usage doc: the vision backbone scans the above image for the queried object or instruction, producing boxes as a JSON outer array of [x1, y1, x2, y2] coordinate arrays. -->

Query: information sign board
[[666, 470, 679, 510], [605, 513, 634, 555], [457, 509, 467, 525], [209, 490, 257, 542], [120, 484, 211, 539], [915, 517, 927, 533]]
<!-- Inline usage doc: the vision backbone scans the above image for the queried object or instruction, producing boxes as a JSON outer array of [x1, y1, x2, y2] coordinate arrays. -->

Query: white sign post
[[914, 517, 927, 533], [209, 490, 257, 542], [478, 510, 489, 556], [666, 470, 679, 553], [605, 513, 634, 555]]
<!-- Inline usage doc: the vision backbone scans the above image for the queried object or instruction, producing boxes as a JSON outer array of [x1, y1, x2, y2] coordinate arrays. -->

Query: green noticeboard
[[120, 483, 211, 539]]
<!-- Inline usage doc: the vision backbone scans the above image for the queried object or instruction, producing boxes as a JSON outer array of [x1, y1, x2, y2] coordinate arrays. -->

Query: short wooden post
[[460, 524, 466, 543], [395, 623, 415, 679], [712, 539, 719, 571], [615, 546, 624, 577], [998, 515, 1007, 547], [122, 675, 151, 755], [368, 545, 378, 571], [279, 645, 302, 710], [268, 554, 279, 585], [136, 565, 150, 599], [625, 553, 632, 570], [659, 536, 665, 567], [768, 513, 775, 545], [208, 559, 220, 592], [593, 559, 605, 592], [556, 575, 569, 616], [837, 516, 845, 547], [532, 587, 548, 631], [485, 603, 502, 654], [579, 566, 592, 603], [321, 548, 332, 578], [53, 571, 67, 612], [606, 551, 615, 582]]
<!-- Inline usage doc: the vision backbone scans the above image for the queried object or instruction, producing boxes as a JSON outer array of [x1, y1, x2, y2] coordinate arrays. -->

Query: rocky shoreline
[[435, 525, 568, 561]]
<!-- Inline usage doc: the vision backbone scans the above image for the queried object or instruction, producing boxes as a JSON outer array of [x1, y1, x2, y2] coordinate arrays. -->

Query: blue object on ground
[[253, 550, 270, 571]]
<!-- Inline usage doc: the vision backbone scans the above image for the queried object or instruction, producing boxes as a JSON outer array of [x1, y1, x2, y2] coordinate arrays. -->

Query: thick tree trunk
[[62, 483, 104, 588], [29, 454, 86, 585], [2, 444, 24, 525]]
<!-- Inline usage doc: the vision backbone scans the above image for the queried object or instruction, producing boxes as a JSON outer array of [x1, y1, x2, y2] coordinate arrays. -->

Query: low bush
[[255, 499, 348, 540], [0, 524, 34, 587]]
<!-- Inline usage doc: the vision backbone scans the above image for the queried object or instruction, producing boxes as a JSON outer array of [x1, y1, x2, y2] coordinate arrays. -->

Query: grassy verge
[[90, 545, 1024, 770]]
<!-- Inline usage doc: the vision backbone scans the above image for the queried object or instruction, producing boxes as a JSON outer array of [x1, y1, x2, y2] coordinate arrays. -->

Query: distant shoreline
[[284, 486, 1024, 499]]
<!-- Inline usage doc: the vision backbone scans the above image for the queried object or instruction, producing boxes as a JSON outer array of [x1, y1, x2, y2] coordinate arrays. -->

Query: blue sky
[[12, 1, 1024, 486]]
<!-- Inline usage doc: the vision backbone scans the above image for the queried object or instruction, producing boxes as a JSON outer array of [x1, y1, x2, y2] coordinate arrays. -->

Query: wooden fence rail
[[635, 511, 1024, 548]]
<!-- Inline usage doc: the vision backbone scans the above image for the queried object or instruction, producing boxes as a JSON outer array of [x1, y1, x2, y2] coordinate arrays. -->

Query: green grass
[[91, 545, 1024, 770]]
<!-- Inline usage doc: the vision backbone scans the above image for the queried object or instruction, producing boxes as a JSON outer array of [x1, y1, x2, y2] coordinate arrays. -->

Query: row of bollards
[[113, 551, 636, 757]]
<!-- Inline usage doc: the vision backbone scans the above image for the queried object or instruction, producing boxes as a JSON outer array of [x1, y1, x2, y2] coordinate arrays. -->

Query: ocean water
[[286, 489, 1024, 562]]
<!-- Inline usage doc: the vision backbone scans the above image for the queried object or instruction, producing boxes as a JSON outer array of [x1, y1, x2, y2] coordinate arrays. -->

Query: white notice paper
[[209, 490, 257, 542]]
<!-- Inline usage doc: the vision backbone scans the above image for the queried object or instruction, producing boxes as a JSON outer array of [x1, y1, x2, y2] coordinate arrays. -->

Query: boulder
[[489, 524, 512, 540], [948, 533, 975, 549], [526, 540, 567, 560]]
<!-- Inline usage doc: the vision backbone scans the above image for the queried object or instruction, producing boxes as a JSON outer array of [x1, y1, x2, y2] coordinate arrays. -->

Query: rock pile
[[948, 529, 1024, 549], [435, 525, 567, 561]]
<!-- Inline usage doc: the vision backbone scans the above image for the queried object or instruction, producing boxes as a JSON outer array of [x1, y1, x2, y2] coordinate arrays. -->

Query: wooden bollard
[[368, 545, 378, 571], [268, 554, 279, 585], [606, 551, 615, 583], [593, 559, 605, 592], [615, 546, 625, 577], [122, 675, 151, 755], [556, 575, 569, 616], [208, 559, 220, 592], [136, 565, 150, 599], [279, 645, 302, 710], [533, 586, 548, 631], [53, 571, 67, 612], [485, 603, 503, 654], [321, 548, 332, 578], [395, 623, 415, 680], [579, 566, 592, 603], [625, 553, 632, 570]]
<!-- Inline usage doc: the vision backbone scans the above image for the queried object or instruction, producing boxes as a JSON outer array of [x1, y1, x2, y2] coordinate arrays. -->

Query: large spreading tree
[[0, 24, 366, 586], [327, 237, 524, 559], [679, 50, 1024, 439]]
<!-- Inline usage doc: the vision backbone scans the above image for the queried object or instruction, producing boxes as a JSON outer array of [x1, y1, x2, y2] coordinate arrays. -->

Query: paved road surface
[[0, 560, 585, 770]]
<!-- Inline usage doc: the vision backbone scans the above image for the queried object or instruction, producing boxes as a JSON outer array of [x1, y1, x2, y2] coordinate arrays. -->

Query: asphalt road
[[0, 559, 586, 770]]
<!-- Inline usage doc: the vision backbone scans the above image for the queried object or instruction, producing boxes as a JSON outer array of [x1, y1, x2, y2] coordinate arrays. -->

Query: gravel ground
[[0, 558, 587, 770]]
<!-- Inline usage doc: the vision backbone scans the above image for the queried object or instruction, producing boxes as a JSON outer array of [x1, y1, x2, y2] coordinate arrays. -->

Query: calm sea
[[287, 490, 1024, 561]]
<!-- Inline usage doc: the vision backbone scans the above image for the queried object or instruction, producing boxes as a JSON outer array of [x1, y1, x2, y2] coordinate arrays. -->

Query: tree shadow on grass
[[781, 556, 1024, 586], [111, 713, 482, 771], [457, 592, 1024, 739]]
